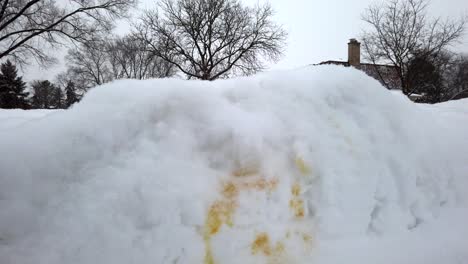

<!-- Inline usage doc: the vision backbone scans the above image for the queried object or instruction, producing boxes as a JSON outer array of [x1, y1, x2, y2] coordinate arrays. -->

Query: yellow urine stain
[[203, 200, 237, 264], [289, 199, 305, 218], [291, 182, 301, 196], [203, 168, 280, 264], [290, 183, 305, 219], [285, 230, 313, 245], [251, 233, 285, 257], [295, 157, 311, 175], [204, 238, 215, 264], [202, 180, 243, 264], [302, 233, 313, 244], [222, 182, 239, 199], [222, 178, 279, 198], [240, 178, 279, 193], [232, 166, 259, 177], [205, 200, 237, 235], [252, 233, 271, 255], [300, 231, 314, 252]]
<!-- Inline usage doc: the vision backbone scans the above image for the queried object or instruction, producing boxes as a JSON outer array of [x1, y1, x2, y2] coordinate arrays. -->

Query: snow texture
[[0, 109, 57, 131], [0, 66, 467, 264]]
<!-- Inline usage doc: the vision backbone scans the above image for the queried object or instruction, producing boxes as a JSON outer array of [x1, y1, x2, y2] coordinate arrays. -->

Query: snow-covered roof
[[319, 60, 402, 90]]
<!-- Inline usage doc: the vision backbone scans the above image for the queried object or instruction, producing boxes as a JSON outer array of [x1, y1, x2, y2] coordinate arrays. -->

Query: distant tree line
[[0, 60, 79, 109], [1, 0, 466, 109], [59, 35, 177, 91], [62, 0, 287, 84], [0, 0, 136, 109], [0, 0, 287, 109], [0, 0, 136, 65]]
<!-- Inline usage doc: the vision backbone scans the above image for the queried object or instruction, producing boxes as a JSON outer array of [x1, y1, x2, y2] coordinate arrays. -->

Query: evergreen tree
[[406, 52, 444, 103], [64, 81, 79, 108], [31, 80, 56, 109], [51, 86, 64, 109], [0, 60, 29, 109]]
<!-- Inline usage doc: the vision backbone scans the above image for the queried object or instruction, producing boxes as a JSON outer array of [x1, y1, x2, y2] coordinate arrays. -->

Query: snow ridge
[[0, 66, 467, 264]]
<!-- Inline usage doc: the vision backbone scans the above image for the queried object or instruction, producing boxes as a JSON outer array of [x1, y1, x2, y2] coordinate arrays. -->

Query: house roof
[[318, 60, 402, 90]]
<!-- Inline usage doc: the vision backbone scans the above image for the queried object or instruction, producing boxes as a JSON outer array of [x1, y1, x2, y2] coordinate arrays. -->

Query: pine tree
[[406, 52, 444, 103], [51, 86, 64, 109], [31, 80, 56, 109], [0, 60, 29, 109], [64, 81, 79, 108]]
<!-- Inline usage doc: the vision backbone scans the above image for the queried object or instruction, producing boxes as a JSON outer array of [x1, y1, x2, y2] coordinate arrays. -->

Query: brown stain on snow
[[203, 188, 238, 264], [232, 166, 259, 177], [295, 157, 311, 175], [203, 159, 314, 264], [204, 165, 279, 264], [289, 182, 305, 219], [251, 232, 286, 256]]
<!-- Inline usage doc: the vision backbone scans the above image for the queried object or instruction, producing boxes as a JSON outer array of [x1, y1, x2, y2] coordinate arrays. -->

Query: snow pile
[[0, 109, 56, 131], [0, 66, 467, 264]]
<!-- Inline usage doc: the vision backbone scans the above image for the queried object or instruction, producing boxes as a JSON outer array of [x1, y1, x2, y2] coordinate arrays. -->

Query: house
[[319, 39, 402, 90]]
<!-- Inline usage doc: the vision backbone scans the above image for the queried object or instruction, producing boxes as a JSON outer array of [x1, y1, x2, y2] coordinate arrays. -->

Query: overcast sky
[[25, 0, 468, 81]]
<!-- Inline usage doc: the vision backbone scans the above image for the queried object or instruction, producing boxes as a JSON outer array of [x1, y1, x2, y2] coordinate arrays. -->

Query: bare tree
[[134, 0, 287, 80], [106, 35, 176, 80], [0, 0, 136, 66], [361, 0, 466, 95], [62, 34, 176, 90], [56, 67, 91, 95], [447, 54, 468, 100], [65, 40, 112, 89]]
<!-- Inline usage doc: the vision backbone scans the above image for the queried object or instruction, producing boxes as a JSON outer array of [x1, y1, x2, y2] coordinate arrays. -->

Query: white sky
[[24, 0, 468, 81]]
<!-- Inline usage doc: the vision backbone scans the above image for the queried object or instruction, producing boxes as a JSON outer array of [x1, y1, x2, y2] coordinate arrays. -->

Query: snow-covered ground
[[0, 109, 57, 131], [0, 66, 467, 264]]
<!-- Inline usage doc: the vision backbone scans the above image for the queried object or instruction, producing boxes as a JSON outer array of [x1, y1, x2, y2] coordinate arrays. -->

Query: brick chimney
[[348, 38, 361, 66]]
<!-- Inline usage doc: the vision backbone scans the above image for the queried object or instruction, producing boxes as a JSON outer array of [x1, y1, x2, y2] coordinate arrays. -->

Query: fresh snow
[[0, 66, 467, 264], [0, 109, 57, 131]]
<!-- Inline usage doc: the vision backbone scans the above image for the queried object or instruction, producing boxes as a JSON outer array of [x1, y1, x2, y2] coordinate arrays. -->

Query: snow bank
[[0, 109, 56, 131], [0, 66, 467, 264]]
